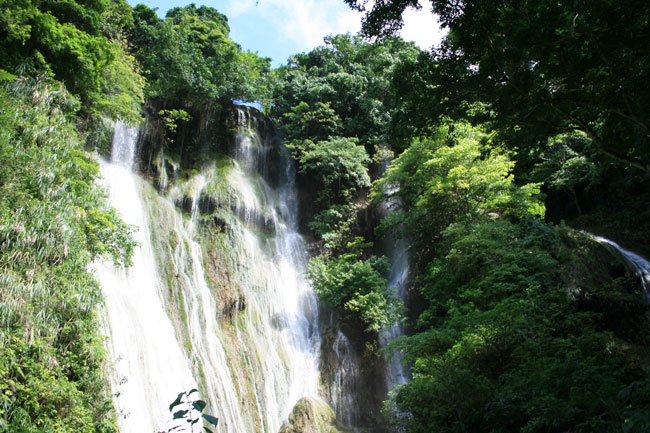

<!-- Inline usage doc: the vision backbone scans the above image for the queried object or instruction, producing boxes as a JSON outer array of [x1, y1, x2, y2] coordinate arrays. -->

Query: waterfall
[[96, 122, 197, 433], [381, 237, 409, 389], [590, 235, 650, 306], [328, 330, 361, 428], [377, 150, 410, 390], [96, 111, 322, 433]]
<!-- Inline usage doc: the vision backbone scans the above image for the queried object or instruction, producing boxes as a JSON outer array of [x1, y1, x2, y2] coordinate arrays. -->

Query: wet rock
[[278, 398, 352, 433], [231, 204, 276, 235], [211, 215, 228, 231], [198, 194, 218, 215], [222, 293, 246, 320], [164, 159, 177, 182], [174, 196, 193, 214]]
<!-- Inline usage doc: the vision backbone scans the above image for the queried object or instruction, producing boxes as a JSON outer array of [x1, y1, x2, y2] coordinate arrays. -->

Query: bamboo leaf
[[169, 392, 185, 412], [193, 400, 207, 412], [202, 414, 219, 426], [173, 409, 189, 419]]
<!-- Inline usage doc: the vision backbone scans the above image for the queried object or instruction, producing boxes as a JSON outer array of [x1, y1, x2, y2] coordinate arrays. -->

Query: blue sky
[[126, 0, 446, 67]]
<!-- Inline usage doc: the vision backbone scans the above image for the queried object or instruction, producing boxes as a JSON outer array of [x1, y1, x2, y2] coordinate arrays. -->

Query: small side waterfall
[[328, 330, 361, 428], [97, 109, 323, 433], [590, 235, 650, 305], [381, 237, 409, 388], [319, 148, 412, 432], [377, 150, 410, 390]]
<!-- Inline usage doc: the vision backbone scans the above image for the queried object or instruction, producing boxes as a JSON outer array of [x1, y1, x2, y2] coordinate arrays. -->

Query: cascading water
[[203, 108, 322, 431], [377, 150, 410, 390], [381, 239, 409, 388], [97, 110, 324, 433], [165, 171, 247, 432], [328, 330, 361, 428], [96, 122, 196, 433], [320, 148, 412, 432], [590, 235, 650, 306]]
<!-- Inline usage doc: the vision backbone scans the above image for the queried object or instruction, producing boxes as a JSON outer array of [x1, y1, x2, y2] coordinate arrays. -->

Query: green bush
[[385, 220, 650, 433], [0, 77, 135, 432], [309, 252, 401, 333]]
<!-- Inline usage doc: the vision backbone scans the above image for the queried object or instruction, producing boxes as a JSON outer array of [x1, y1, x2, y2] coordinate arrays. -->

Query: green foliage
[[309, 253, 401, 333], [526, 131, 602, 217], [385, 220, 650, 433], [308, 204, 357, 253], [296, 137, 371, 203], [374, 122, 544, 256], [532, 133, 600, 192], [350, 0, 650, 172], [159, 109, 192, 135], [282, 101, 341, 143], [0, 0, 144, 123], [349, 0, 650, 252], [129, 4, 271, 105], [0, 77, 136, 432], [272, 34, 420, 150], [271, 33, 420, 278], [164, 389, 219, 433], [0, 334, 116, 433]]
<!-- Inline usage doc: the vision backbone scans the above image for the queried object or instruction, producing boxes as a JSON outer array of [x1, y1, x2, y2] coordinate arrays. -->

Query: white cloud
[[223, 0, 363, 52], [400, 5, 447, 50], [221, 0, 445, 55], [223, 0, 256, 17]]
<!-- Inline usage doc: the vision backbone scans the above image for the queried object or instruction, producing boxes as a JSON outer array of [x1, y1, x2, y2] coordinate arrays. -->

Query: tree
[[282, 101, 341, 143], [270, 34, 420, 253], [347, 0, 650, 171], [527, 132, 601, 217], [296, 137, 372, 203], [385, 220, 650, 433], [272, 33, 420, 150], [0, 0, 144, 123], [129, 4, 271, 105], [0, 75, 136, 433], [373, 122, 544, 258], [309, 250, 401, 333]]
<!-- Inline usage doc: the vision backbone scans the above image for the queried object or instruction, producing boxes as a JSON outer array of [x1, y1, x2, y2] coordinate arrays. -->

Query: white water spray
[[97, 110, 323, 433], [96, 122, 196, 433]]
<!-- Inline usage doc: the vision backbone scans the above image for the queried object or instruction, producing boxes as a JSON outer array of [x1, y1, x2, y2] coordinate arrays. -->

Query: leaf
[[193, 400, 207, 412], [204, 428, 213, 433], [173, 409, 189, 419], [0, 69, 17, 82], [169, 392, 184, 411], [202, 414, 219, 426], [187, 388, 199, 397]]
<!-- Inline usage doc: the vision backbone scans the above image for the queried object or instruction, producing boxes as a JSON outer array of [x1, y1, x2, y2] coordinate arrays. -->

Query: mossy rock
[[279, 398, 352, 433]]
